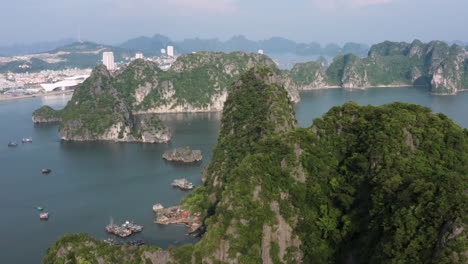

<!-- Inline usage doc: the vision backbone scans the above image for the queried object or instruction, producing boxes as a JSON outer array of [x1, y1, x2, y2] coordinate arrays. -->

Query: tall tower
[[102, 52, 115, 70]]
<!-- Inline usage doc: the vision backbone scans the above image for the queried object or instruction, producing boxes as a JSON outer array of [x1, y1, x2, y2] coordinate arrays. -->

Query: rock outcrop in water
[[36, 65, 171, 143], [116, 52, 299, 115], [43, 66, 467, 264], [32, 106, 62, 123], [162, 147, 202, 163], [290, 40, 468, 94]]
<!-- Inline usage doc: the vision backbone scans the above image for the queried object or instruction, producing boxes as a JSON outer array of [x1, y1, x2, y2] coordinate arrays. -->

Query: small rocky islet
[[162, 146, 202, 163]]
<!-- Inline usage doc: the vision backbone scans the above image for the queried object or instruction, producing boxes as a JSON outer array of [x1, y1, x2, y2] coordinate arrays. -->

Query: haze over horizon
[[2, 0, 467, 46]]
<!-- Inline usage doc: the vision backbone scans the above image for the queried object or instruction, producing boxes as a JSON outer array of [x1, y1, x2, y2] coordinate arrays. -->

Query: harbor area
[[153, 204, 202, 233]]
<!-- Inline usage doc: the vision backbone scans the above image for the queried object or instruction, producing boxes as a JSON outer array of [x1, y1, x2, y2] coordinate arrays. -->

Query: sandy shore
[[0, 90, 74, 102]]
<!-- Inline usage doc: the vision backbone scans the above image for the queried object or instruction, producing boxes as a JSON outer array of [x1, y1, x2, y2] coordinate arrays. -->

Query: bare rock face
[[47, 64, 172, 143], [136, 115, 171, 143], [430, 45, 466, 94], [162, 146, 202, 162]]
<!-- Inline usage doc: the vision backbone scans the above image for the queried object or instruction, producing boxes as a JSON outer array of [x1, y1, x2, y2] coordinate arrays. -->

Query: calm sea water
[[0, 87, 467, 263]]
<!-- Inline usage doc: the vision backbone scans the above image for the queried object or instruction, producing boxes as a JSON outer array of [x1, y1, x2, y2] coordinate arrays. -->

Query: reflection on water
[[40, 93, 73, 108]]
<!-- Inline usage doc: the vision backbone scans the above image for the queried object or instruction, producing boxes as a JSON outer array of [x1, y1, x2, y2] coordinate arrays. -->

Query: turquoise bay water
[[0, 87, 467, 263]]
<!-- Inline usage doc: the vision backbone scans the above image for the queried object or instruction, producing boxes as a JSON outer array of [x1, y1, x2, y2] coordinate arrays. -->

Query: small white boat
[[153, 203, 164, 212]]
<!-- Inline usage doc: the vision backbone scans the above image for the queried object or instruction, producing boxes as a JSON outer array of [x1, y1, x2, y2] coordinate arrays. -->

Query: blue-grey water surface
[[0, 87, 467, 263]]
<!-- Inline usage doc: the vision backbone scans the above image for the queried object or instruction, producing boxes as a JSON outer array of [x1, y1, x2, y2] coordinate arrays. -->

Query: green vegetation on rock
[[289, 40, 468, 94], [32, 105, 62, 123], [33, 64, 171, 143], [42, 65, 467, 264], [138, 51, 279, 111]]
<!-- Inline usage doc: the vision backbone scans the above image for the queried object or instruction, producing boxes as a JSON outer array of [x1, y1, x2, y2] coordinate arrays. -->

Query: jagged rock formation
[[289, 40, 468, 94], [43, 66, 467, 264], [290, 61, 330, 89], [36, 65, 171, 143], [119, 52, 299, 114], [32, 106, 62, 123], [162, 147, 202, 162]]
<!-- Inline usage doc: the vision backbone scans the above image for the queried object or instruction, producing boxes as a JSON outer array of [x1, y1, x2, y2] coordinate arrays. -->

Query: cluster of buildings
[[102, 45, 177, 72], [0, 44, 185, 96], [0, 68, 92, 92]]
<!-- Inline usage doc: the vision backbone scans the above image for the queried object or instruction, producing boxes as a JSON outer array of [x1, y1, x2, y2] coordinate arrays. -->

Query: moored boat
[[39, 212, 49, 220], [105, 218, 143, 237], [153, 203, 164, 212], [7, 141, 17, 147], [22, 138, 32, 143], [171, 179, 195, 190], [36, 206, 44, 211], [41, 168, 52, 174], [122, 221, 144, 232]]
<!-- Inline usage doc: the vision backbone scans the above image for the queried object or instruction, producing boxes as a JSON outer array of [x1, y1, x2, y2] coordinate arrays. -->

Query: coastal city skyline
[[2, 0, 468, 45]]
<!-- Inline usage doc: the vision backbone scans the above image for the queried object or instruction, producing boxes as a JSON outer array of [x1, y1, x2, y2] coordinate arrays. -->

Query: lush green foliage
[[140, 51, 277, 110], [296, 102, 467, 263], [58, 65, 128, 137], [42, 234, 162, 264], [290, 61, 325, 85], [43, 66, 467, 264], [290, 40, 468, 93], [32, 105, 62, 121]]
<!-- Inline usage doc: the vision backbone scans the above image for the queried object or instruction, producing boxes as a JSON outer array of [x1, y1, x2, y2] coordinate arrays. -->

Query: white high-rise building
[[135, 52, 144, 59], [102, 52, 115, 70], [167, 46, 174, 57], [258, 49, 264, 55], [160, 49, 166, 54]]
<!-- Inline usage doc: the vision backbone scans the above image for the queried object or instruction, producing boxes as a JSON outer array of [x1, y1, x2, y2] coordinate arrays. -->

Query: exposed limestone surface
[[162, 146, 202, 163], [42, 64, 171, 143], [42, 56, 468, 264], [290, 40, 468, 93], [290, 61, 328, 90]]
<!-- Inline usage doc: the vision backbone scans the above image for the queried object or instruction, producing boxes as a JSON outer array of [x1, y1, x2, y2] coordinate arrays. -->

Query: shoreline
[[0, 90, 74, 102], [430, 89, 468, 96]]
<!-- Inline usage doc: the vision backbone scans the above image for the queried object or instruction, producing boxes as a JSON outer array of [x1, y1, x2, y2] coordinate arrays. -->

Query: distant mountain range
[[0, 39, 75, 57], [119, 34, 370, 57]]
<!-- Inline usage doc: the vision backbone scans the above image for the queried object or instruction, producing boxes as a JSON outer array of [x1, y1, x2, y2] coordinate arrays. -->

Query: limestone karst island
[[1, 1, 467, 264]]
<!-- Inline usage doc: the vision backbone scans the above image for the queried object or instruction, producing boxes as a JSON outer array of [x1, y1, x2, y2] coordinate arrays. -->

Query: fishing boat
[[41, 168, 52, 174], [105, 217, 133, 238], [22, 138, 32, 143], [7, 141, 17, 147], [122, 221, 144, 232], [36, 206, 44, 211], [39, 212, 49, 220], [171, 179, 195, 190]]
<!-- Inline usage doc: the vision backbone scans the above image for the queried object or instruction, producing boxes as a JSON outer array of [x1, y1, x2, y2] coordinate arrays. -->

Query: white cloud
[[312, 0, 397, 10], [95, 0, 239, 16], [352, 0, 395, 6], [168, 0, 239, 12]]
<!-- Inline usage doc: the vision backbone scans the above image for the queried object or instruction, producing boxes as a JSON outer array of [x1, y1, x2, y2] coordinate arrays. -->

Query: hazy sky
[[2, 0, 467, 45]]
